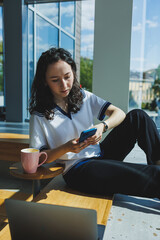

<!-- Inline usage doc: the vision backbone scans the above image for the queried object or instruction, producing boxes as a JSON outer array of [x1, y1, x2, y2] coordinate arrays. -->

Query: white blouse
[[29, 90, 111, 174]]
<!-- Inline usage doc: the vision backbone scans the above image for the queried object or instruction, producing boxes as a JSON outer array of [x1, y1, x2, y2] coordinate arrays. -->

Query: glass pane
[[28, 9, 34, 94], [61, 2, 75, 36], [0, 54, 3, 106], [37, 3, 59, 25], [27, 9, 34, 119], [80, 0, 95, 59], [0, 7, 4, 107], [61, 32, 74, 58], [80, 0, 95, 91], [36, 15, 59, 61], [129, 0, 160, 128], [129, 0, 144, 110]]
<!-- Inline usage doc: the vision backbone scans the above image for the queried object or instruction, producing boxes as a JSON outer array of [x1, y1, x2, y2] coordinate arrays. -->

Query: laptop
[[5, 199, 99, 240]]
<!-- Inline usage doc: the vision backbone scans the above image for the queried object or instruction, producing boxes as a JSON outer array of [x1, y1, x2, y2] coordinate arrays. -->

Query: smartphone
[[79, 128, 97, 143]]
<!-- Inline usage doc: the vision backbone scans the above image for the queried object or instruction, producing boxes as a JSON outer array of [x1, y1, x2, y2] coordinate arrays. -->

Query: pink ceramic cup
[[21, 148, 48, 173]]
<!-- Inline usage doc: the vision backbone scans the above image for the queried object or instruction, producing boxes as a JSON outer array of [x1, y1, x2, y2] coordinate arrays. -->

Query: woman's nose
[[60, 79, 67, 88]]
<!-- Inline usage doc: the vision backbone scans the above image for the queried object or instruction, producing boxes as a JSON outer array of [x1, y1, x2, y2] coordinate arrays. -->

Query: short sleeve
[[84, 90, 111, 121], [29, 114, 48, 151]]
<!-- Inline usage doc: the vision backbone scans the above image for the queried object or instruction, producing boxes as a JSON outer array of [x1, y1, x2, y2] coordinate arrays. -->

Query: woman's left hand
[[87, 123, 104, 145]]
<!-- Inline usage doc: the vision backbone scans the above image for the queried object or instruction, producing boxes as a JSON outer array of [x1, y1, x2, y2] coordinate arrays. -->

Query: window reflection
[[27, 9, 34, 118], [61, 2, 75, 36], [0, 7, 3, 107], [129, 0, 160, 126], [0, 54, 3, 107], [61, 32, 74, 58], [27, 2, 76, 120], [36, 3, 59, 25], [36, 15, 58, 61], [28, 9, 34, 93]]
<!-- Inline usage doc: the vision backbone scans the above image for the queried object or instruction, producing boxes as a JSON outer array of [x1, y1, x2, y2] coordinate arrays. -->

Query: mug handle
[[38, 152, 48, 167]]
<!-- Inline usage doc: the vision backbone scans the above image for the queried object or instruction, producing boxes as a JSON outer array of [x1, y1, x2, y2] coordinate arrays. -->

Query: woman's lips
[[61, 89, 69, 93]]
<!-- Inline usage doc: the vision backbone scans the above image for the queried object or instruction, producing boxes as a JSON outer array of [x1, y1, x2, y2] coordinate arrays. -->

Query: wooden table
[[10, 162, 64, 198]]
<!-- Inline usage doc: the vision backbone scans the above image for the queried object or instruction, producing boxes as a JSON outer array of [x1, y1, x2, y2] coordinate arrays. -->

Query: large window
[[129, 0, 160, 126], [0, 7, 4, 108], [27, 2, 76, 119], [61, 1, 75, 36], [61, 32, 74, 57], [37, 2, 59, 25], [28, 9, 34, 109], [36, 15, 59, 61], [80, 0, 95, 92]]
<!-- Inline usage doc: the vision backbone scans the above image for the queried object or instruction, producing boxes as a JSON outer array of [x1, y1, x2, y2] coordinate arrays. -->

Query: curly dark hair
[[29, 48, 83, 120]]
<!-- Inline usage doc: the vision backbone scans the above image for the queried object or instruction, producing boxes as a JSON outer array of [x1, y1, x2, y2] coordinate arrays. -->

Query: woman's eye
[[52, 79, 58, 82]]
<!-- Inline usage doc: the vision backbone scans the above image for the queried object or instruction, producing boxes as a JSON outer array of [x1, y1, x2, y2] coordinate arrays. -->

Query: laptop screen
[[5, 199, 99, 240]]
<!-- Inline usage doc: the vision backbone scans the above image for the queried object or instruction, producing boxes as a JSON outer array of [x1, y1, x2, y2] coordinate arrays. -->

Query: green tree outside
[[0, 41, 2, 52], [80, 57, 93, 92]]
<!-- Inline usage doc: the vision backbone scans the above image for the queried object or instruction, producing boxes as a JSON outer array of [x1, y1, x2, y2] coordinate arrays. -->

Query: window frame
[[26, 2, 76, 121]]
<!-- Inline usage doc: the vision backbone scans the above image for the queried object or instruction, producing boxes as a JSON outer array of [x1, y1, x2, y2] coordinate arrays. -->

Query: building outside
[[129, 70, 155, 109], [129, 0, 160, 113]]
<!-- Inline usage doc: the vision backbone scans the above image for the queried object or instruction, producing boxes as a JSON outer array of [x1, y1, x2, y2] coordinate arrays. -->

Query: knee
[[125, 109, 152, 128], [128, 109, 145, 115], [127, 109, 149, 119]]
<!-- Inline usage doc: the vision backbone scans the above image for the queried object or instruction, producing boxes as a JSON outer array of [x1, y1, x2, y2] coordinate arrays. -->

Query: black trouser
[[64, 109, 160, 198]]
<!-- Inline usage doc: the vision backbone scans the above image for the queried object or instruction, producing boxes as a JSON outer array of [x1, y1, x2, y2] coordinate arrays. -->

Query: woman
[[29, 48, 160, 198]]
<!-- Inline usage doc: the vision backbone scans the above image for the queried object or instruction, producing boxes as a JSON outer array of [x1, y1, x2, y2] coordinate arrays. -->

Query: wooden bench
[[0, 133, 29, 162]]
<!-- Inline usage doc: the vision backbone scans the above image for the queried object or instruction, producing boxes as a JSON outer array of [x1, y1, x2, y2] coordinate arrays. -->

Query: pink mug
[[21, 148, 48, 173]]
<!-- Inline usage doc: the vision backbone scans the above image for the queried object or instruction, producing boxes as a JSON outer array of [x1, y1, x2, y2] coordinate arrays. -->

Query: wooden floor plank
[[33, 176, 113, 226], [0, 190, 32, 217], [0, 190, 32, 240]]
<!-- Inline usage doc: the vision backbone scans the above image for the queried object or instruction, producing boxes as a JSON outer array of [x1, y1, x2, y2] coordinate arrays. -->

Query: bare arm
[[44, 138, 89, 163], [44, 105, 126, 163], [87, 104, 126, 145], [103, 104, 126, 130]]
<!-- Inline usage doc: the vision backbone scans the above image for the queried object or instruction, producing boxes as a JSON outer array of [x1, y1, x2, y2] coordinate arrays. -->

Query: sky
[[80, 0, 95, 59], [81, 0, 160, 72], [130, 0, 160, 72], [0, 8, 2, 42], [1, 1, 160, 73]]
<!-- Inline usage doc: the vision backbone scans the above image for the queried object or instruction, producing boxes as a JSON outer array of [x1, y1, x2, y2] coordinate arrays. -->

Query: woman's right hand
[[66, 139, 90, 153], [44, 138, 90, 163]]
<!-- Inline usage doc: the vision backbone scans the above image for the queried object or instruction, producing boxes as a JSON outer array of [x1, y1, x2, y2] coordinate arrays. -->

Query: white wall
[[93, 0, 133, 113]]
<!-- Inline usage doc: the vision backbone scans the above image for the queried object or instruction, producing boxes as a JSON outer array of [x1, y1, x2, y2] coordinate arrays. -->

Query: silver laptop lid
[[5, 199, 98, 240]]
